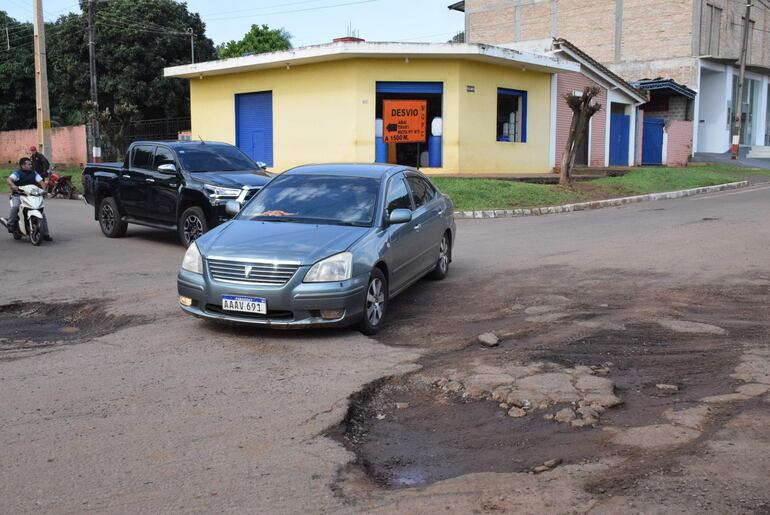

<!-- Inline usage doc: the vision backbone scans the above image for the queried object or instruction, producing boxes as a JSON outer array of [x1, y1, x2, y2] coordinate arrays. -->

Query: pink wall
[[0, 125, 87, 167], [555, 71, 608, 169], [666, 121, 693, 166]]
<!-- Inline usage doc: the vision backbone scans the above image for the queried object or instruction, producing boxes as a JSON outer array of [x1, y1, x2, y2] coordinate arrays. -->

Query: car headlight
[[304, 252, 352, 283], [204, 184, 241, 198], [182, 242, 203, 274]]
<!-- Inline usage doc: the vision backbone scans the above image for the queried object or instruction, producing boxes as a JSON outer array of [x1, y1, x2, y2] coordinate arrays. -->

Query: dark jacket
[[31, 152, 50, 177]]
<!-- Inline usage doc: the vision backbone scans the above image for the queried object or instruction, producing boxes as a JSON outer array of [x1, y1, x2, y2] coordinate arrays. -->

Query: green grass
[[433, 165, 759, 212], [0, 167, 83, 194]]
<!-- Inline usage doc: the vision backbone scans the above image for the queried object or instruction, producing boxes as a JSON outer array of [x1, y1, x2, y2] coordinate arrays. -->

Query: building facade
[[165, 42, 577, 175], [455, 0, 770, 154]]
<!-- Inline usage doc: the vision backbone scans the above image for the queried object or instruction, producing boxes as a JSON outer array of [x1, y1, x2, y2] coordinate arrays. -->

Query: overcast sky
[[3, 0, 464, 49]]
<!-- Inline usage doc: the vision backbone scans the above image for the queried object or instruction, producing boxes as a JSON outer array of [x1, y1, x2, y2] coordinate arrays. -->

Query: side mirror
[[225, 200, 241, 217], [388, 208, 412, 225], [256, 161, 268, 170], [157, 163, 177, 174]]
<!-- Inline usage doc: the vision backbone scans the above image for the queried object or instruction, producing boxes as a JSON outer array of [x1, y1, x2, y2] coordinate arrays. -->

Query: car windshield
[[177, 145, 260, 172], [238, 174, 380, 227]]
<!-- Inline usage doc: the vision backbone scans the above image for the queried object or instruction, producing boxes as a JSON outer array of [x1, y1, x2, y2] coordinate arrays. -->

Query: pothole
[[328, 374, 608, 489], [0, 301, 136, 359]]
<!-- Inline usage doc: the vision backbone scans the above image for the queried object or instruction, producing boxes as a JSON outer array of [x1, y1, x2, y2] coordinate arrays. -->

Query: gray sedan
[[177, 164, 455, 334]]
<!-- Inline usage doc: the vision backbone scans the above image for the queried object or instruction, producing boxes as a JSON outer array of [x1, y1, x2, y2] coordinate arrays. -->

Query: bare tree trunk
[[559, 87, 602, 187]]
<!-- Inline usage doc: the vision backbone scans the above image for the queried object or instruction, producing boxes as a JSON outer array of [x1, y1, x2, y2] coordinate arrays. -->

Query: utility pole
[[88, 0, 102, 162], [187, 27, 195, 63], [732, 0, 753, 159], [5, 26, 9, 50], [33, 0, 53, 162]]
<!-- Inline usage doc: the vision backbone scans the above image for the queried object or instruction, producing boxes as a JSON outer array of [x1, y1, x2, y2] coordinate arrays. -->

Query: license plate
[[222, 295, 267, 314]]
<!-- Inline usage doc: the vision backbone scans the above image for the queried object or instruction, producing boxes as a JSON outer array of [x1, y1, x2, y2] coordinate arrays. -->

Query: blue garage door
[[236, 92, 273, 167], [609, 114, 630, 166], [642, 118, 664, 165]]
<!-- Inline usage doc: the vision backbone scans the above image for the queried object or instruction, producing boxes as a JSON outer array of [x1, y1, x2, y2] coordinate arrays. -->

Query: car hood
[[192, 171, 270, 188], [198, 220, 369, 265]]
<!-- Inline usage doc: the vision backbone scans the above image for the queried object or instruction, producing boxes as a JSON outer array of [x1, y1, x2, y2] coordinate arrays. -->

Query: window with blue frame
[[497, 88, 527, 143]]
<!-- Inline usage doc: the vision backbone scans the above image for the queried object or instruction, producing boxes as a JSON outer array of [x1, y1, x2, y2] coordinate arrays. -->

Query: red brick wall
[[0, 125, 87, 167], [666, 121, 692, 166], [555, 72, 607, 168]]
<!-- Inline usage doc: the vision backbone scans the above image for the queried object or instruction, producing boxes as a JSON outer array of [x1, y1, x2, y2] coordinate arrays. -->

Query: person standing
[[29, 145, 51, 181]]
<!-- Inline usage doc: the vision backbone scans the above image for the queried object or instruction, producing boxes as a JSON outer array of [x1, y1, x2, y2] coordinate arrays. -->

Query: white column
[[755, 75, 768, 146], [627, 103, 636, 166], [549, 74, 558, 169]]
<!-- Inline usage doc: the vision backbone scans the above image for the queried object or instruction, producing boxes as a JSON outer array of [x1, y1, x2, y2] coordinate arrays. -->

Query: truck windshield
[[177, 145, 260, 172], [238, 175, 380, 227]]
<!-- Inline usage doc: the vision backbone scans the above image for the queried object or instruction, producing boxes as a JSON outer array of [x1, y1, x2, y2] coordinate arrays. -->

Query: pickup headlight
[[182, 242, 203, 274], [304, 252, 352, 283], [204, 184, 241, 199]]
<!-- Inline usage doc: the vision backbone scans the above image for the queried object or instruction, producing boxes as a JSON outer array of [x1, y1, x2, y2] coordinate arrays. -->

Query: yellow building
[[164, 42, 577, 175]]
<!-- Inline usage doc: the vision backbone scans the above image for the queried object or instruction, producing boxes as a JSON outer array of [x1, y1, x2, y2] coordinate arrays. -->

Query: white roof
[[164, 41, 579, 79]]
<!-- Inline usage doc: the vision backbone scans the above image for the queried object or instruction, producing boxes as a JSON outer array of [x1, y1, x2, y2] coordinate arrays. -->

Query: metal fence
[[87, 118, 191, 162]]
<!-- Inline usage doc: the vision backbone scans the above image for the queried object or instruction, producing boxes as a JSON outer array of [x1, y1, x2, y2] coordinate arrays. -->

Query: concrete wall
[[666, 120, 693, 165], [0, 125, 87, 167], [189, 58, 554, 175], [554, 71, 607, 168]]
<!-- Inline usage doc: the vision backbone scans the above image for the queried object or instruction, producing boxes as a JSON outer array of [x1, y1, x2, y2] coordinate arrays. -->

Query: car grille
[[207, 258, 300, 285]]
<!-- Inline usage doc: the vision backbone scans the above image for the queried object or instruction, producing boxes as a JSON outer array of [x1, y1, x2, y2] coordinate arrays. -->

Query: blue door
[[609, 114, 630, 166], [236, 92, 273, 166], [642, 118, 664, 165]]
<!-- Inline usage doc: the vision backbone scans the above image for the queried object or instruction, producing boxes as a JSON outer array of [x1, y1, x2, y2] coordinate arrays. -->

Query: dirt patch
[[0, 301, 136, 360]]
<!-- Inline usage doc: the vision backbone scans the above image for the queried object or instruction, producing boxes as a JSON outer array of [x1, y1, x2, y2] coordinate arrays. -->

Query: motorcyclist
[[1, 157, 52, 241], [29, 145, 51, 181]]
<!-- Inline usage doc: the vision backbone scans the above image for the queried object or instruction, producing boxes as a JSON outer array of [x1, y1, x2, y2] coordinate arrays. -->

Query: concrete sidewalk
[[693, 149, 770, 170]]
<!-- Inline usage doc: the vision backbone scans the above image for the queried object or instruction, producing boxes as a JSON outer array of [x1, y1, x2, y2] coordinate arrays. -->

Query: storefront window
[[497, 88, 527, 143]]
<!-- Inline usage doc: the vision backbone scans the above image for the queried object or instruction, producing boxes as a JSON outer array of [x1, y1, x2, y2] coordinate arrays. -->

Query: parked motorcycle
[[0, 185, 48, 246], [47, 169, 77, 199]]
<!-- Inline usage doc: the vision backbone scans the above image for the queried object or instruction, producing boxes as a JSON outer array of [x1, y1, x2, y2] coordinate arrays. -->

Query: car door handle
[[123, 175, 131, 179], [145, 178, 155, 183], [414, 224, 421, 232]]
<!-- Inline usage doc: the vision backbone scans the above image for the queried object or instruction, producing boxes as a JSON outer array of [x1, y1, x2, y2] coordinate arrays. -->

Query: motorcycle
[[47, 169, 77, 199], [0, 185, 48, 246]]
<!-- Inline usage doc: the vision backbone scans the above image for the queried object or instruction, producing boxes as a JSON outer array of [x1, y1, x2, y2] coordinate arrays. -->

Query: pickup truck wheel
[[179, 206, 208, 247], [99, 197, 127, 238]]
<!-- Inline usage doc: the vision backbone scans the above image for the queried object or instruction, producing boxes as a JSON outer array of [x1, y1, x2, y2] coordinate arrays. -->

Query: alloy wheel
[[366, 277, 386, 326], [183, 214, 204, 245], [101, 203, 115, 233], [438, 235, 449, 274]]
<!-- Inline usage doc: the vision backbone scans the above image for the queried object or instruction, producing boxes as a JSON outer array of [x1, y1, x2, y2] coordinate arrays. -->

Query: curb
[[453, 181, 750, 220]]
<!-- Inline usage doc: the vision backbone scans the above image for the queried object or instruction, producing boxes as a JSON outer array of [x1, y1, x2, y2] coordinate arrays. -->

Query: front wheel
[[29, 218, 41, 246], [359, 268, 388, 335], [178, 206, 208, 247]]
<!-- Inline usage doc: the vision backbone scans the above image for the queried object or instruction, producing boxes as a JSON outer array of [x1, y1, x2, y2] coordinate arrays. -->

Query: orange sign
[[383, 100, 427, 143]]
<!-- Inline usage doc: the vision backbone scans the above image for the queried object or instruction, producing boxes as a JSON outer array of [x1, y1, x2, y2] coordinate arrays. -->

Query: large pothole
[[0, 301, 136, 360]]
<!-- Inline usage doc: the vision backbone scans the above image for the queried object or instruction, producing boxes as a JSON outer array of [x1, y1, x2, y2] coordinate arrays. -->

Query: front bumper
[[177, 266, 368, 328]]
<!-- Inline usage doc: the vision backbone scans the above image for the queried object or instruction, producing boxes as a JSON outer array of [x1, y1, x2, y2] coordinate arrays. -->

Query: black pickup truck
[[83, 141, 271, 246]]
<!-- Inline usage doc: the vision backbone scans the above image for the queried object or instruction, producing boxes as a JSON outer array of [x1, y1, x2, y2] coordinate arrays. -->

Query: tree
[[218, 24, 292, 59], [0, 11, 36, 131], [85, 100, 138, 159], [560, 86, 602, 187], [45, 0, 216, 125], [448, 31, 465, 43]]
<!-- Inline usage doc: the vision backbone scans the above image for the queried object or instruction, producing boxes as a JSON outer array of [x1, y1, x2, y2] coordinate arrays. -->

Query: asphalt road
[[1, 184, 769, 513]]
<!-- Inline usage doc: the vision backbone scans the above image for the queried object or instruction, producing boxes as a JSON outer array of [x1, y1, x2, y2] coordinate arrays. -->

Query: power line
[[204, 0, 382, 22]]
